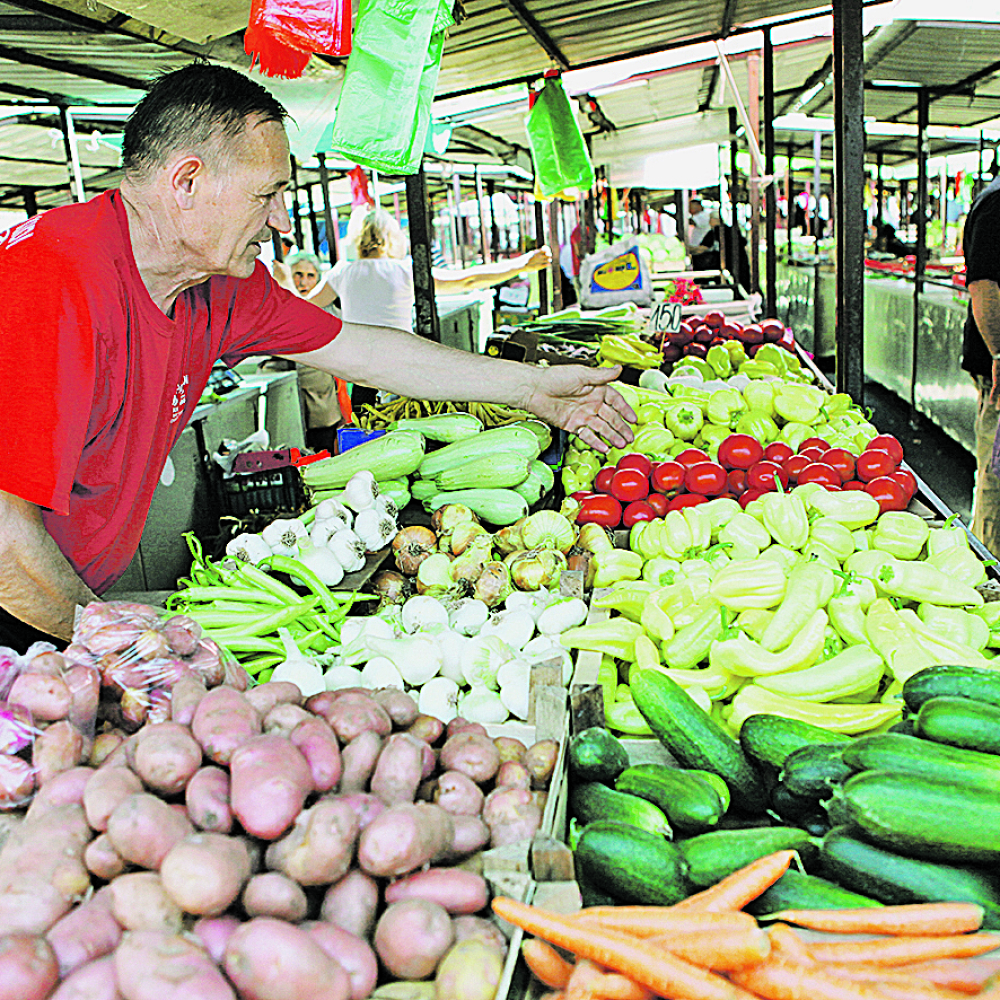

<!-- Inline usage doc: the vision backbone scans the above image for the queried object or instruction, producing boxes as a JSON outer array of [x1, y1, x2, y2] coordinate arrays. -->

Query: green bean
[[171, 586, 286, 607], [257, 667, 275, 683], [242, 655, 283, 675], [215, 635, 284, 656], [225, 561, 302, 604], [202, 598, 319, 640], [264, 554, 342, 617]]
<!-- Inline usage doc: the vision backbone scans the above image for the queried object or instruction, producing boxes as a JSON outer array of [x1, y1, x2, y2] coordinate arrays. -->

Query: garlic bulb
[[342, 470, 380, 512], [329, 528, 366, 573], [354, 507, 398, 553], [261, 518, 307, 557], [225, 533, 272, 565]]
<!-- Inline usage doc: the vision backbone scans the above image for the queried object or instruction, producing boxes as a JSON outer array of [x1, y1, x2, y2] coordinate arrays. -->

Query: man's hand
[[525, 365, 636, 453], [523, 247, 553, 273], [991, 359, 1000, 407]]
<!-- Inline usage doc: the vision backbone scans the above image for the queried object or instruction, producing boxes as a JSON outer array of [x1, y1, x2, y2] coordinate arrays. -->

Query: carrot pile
[[493, 850, 1000, 1000]]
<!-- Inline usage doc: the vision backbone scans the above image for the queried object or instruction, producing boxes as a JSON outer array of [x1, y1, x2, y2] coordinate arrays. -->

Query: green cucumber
[[615, 764, 725, 833], [739, 713, 850, 772], [575, 820, 690, 906], [902, 664, 1000, 713], [570, 782, 672, 837], [769, 781, 821, 822], [746, 868, 883, 916], [915, 696, 1000, 755], [835, 770, 1000, 864], [779, 743, 854, 799], [631, 670, 766, 813], [685, 769, 731, 812], [843, 732, 1000, 792], [887, 717, 917, 736], [567, 727, 630, 785], [820, 826, 1000, 928], [677, 826, 817, 889]]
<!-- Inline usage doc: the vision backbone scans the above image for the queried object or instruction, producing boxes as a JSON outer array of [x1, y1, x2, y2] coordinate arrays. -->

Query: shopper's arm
[[970, 279, 1000, 404], [0, 491, 98, 641], [432, 248, 552, 293], [282, 322, 635, 452]]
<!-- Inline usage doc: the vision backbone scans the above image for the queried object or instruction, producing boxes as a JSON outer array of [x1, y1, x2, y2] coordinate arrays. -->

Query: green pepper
[[808, 517, 855, 563], [741, 380, 776, 417], [760, 492, 810, 550], [710, 608, 827, 677], [700, 497, 741, 536], [851, 528, 873, 551], [560, 617, 644, 659], [739, 359, 782, 380], [822, 392, 855, 418], [605, 699, 654, 735], [632, 424, 677, 457], [641, 555, 680, 586], [844, 548, 894, 580], [683, 506, 712, 553], [639, 587, 677, 642], [773, 383, 825, 424], [718, 512, 771, 560], [801, 542, 842, 570], [972, 603, 1000, 649], [898, 609, 993, 670], [791, 481, 827, 507], [662, 400, 704, 441], [807, 490, 881, 530], [706, 344, 733, 379], [560, 465, 589, 495], [754, 344, 791, 374], [761, 561, 836, 652], [876, 558, 984, 608], [827, 580, 871, 646], [872, 511, 930, 561], [926, 546, 988, 589], [697, 423, 732, 455], [673, 358, 715, 382], [597, 655, 619, 709], [849, 421, 879, 452], [925, 516, 970, 558], [709, 559, 787, 611], [724, 340, 747, 367], [591, 549, 644, 589], [705, 388, 747, 429], [777, 421, 814, 451], [756, 544, 805, 576], [592, 581, 660, 621], [864, 598, 938, 682], [819, 625, 845, 662], [735, 409, 779, 444], [736, 608, 773, 643], [662, 601, 726, 669], [917, 604, 990, 651]]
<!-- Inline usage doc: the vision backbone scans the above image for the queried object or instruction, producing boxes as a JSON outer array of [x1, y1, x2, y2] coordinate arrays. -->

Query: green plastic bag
[[328, 0, 453, 174], [525, 77, 595, 199]]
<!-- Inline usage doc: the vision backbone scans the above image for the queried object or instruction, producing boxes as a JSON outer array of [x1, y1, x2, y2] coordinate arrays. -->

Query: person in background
[[873, 223, 915, 259], [688, 212, 753, 291], [687, 197, 712, 259], [960, 171, 1000, 557]]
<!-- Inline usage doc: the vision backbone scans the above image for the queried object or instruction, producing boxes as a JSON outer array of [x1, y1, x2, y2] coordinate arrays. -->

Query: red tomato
[[674, 447, 711, 470], [651, 460, 685, 494], [856, 448, 898, 482], [799, 437, 831, 453], [717, 433, 765, 471], [646, 492, 669, 517], [617, 453, 653, 477], [593, 466, 617, 494], [576, 495, 623, 527], [797, 462, 841, 489], [747, 460, 789, 492], [685, 461, 728, 497], [666, 492, 709, 511], [867, 433, 905, 466], [842, 480, 867, 491], [610, 467, 650, 504], [738, 488, 766, 508], [569, 490, 598, 502], [864, 475, 908, 513], [820, 448, 856, 483], [782, 453, 812, 483], [799, 446, 826, 464], [740, 324, 765, 345], [887, 468, 918, 503], [760, 319, 785, 342], [763, 442, 794, 465], [622, 500, 657, 527], [727, 468, 748, 494], [703, 310, 725, 329]]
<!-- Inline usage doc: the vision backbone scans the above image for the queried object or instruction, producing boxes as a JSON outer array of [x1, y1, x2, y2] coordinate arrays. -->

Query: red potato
[[0, 933, 59, 1000], [132, 722, 201, 796], [228, 735, 312, 840], [89, 731, 126, 767], [304, 689, 338, 717], [523, 738, 559, 788], [264, 798, 359, 886], [384, 867, 489, 915], [245, 680, 302, 718], [84, 834, 126, 881], [262, 702, 311, 738], [168, 675, 207, 727], [303, 921, 379, 1000], [334, 792, 386, 831], [493, 735, 527, 765], [419, 740, 437, 780], [33, 719, 86, 785], [434, 770, 485, 816], [108, 872, 183, 933], [323, 691, 392, 743], [221, 652, 249, 692], [187, 640, 226, 689], [26, 766, 94, 820], [407, 713, 445, 744], [240, 872, 308, 922], [482, 785, 532, 828], [372, 687, 419, 728], [223, 917, 351, 1000], [190, 686, 261, 765], [184, 766, 232, 833], [0, 754, 35, 810], [447, 814, 490, 858], [8, 671, 72, 722], [160, 833, 252, 917], [320, 870, 380, 939], [64, 665, 101, 732], [46, 886, 122, 976], [24, 650, 69, 676], [374, 899, 455, 980], [105, 792, 194, 870], [435, 938, 504, 1000], [370, 732, 427, 805], [452, 915, 507, 955], [494, 760, 531, 790], [339, 729, 383, 793], [439, 732, 500, 784], [114, 930, 235, 1000], [358, 802, 454, 878], [161, 614, 202, 657], [50, 954, 123, 1000], [84, 766, 142, 832], [191, 915, 240, 965], [446, 717, 487, 739], [290, 716, 342, 793]]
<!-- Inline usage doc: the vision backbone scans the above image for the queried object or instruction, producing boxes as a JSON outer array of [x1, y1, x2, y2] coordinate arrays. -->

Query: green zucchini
[[575, 820, 690, 906], [677, 826, 817, 889], [417, 424, 540, 478], [300, 430, 426, 490], [842, 732, 1000, 792], [820, 826, 1000, 928], [615, 764, 726, 833], [746, 868, 883, 916], [779, 743, 854, 799], [389, 412, 483, 442], [915, 696, 1000, 755], [739, 713, 851, 772], [569, 782, 672, 838], [630, 670, 766, 814], [567, 727, 630, 785], [835, 770, 1000, 864], [902, 664, 1000, 714]]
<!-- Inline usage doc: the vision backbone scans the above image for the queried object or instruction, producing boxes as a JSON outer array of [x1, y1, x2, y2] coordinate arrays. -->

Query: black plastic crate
[[219, 465, 305, 518]]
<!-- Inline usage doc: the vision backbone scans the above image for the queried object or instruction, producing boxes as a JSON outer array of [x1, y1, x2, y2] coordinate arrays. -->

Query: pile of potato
[[0, 676, 558, 1000]]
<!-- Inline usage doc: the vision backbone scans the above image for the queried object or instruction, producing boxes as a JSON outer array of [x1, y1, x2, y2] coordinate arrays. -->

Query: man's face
[[291, 262, 319, 293], [689, 200, 702, 216], [192, 118, 292, 279]]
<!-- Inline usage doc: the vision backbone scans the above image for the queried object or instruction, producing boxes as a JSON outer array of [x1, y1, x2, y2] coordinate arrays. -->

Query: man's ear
[[168, 155, 206, 210]]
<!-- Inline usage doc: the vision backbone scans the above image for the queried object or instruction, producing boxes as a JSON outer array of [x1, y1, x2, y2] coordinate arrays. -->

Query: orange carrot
[[539, 993, 566, 1000], [573, 908, 758, 938], [807, 932, 1000, 967], [892, 957, 1000, 994], [768, 903, 985, 937], [566, 958, 607, 999], [859, 981, 975, 1000], [764, 923, 814, 965], [523, 938, 575, 990], [730, 954, 902, 999], [492, 896, 760, 1000], [672, 850, 796, 913], [827, 964, 975, 1000], [646, 925, 771, 971], [565, 958, 653, 1000]]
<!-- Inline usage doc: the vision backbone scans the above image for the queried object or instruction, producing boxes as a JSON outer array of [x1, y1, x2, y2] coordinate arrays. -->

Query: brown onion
[[391, 525, 438, 576], [371, 570, 411, 605]]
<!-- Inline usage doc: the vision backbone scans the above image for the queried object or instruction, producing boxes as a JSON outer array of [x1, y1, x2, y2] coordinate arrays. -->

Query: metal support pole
[[271, 231, 284, 262], [474, 166, 491, 264], [405, 164, 441, 343], [832, 0, 866, 402], [315, 153, 338, 266], [605, 177, 614, 241], [306, 185, 321, 258], [812, 132, 822, 240], [911, 88, 930, 412], [534, 198, 549, 315], [583, 189, 596, 258], [452, 173, 466, 265], [57, 106, 85, 203], [747, 50, 761, 294], [763, 30, 776, 316], [548, 200, 562, 312], [290, 156, 305, 250], [728, 107, 739, 282], [939, 161, 948, 250], [22, 188, 37, 218], [786, 141, 794, 257], [876, 152, 884, 233], [486, 179, 500, 258]]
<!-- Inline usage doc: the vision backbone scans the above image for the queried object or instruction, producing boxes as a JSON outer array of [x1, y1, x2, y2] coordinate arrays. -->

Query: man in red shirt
[[0, 63, 634, 648]]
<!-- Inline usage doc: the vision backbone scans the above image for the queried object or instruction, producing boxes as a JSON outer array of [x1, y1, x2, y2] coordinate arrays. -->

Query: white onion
[[401, 595, 450, 634], [360, 656, 405, 690]]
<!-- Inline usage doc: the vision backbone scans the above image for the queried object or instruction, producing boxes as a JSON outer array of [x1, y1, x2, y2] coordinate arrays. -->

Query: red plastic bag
[[245, 0, 352, 79]]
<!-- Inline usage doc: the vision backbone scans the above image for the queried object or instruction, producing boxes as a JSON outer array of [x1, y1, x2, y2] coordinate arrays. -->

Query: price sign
[[648, 300, 682, 335]]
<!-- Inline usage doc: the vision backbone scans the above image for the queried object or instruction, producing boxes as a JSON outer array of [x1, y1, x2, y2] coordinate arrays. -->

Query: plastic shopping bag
[[525, 76, 596, 200], [245, 0, 352, 79], [327, 0, 454, 174]]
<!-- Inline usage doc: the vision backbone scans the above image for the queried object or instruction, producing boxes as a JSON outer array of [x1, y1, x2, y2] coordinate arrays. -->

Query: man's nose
[[268, 193, 292, 234]]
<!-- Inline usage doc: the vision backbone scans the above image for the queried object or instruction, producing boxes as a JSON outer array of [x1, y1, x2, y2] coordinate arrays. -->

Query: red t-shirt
[[0, 190, 339, 594]]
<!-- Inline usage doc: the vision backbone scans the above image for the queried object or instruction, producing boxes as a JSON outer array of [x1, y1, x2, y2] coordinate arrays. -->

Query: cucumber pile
[[565, 663, 1000, 926]]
